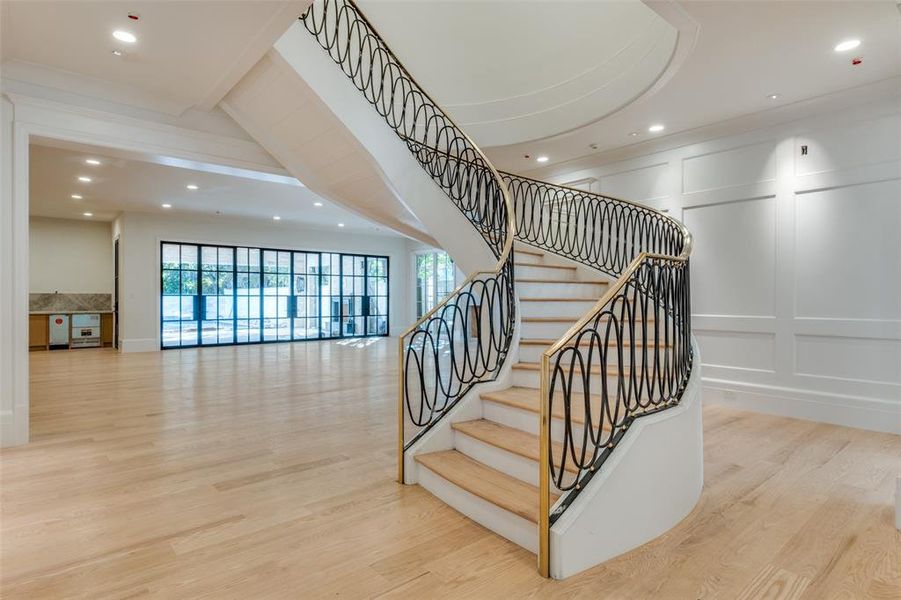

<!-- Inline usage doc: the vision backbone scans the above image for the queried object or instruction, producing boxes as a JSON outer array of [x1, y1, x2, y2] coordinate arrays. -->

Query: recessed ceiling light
[[313, 202, 323, 207], [71, 194, 83, 200], [161, 203, 172, 209], [85, 158, 101, 166], [112, 30, 137, 44], [112, 49, 124, 57], [83, 212, 93, 217], [536, 155, 549, 163], [186, 184, 198, 190], [337, 223, 345, 227], [834, 39, 860, 52], [628, 132, 639, 137], [78, 176, 92, 183], [648, 124, 665, 133], [767, 93, 781, 100], [272, 215, 281, 221]]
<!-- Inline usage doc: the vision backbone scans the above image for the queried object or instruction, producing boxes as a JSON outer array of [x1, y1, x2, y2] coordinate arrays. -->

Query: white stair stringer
[[549, 337, 703, 579], [223, 21, 496, 274]]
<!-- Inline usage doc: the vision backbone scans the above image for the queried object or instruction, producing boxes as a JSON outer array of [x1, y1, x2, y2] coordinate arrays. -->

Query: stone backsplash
[[30, 293, 112, 313]]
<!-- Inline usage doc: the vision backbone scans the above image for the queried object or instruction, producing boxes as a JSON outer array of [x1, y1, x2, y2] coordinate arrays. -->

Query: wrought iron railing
[[301, 0, 516, 482], [302, 0, 693, 579], [502, 174, 692, 577]]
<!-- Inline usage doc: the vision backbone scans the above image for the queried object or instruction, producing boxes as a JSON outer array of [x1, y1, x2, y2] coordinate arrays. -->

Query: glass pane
[[162, 244, 180, 270], [180, 245, 198, 270], [162, 322, 180, 347], [237, 297, 249, 319], [219, 272, 234, 295], [201, 271, 217, 296], [203, 297, 218, 320], [162, 270, 180, 295], [219, 296, 234, 318], [236, 247, 248, 270], [180, 321, 198, 345], [202, 246, 218, 270], [277, 251, 290, 273], [218, 321, 234, 344], [218, 247, 234, 269], [263, 296, 278, 318], [180, 296, 195, 320], [201, 321, 218, 345], [162, 296, 180, 320], [263, 250, 277, 273], [181, 271, 197, 295]]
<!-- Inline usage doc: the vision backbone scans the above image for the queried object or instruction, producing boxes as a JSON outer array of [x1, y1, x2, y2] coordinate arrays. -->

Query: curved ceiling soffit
[[481, 0, 701, 150], [455, 20, 676, 146]]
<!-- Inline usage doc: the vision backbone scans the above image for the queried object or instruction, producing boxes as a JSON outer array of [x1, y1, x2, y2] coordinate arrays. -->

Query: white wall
[[29, 217, 113, 294], [118, 211, 413, 352], [539, 98, 901, 434]]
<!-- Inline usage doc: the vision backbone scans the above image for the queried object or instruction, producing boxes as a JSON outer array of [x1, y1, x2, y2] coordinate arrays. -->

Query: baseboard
[[121, 338, 158, 353], [703, 378, 901, 434]]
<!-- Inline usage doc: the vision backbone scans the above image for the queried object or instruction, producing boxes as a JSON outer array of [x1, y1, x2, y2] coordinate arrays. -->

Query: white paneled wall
[[548, 99, 901, 433]]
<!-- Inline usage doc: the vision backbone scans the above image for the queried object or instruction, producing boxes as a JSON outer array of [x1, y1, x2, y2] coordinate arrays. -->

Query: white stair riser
[[516, 264, 576, 280], [522, 320, 662, 340], [481, 399, 588, 443], [512, 368, 630, 390], [518, 344, 637, 365], [519, 300, 598, 319], [453, 432, 567, 494], [515, 251, 545, 263], [516, 281, 607, 298], [416, 464, 539, 553]]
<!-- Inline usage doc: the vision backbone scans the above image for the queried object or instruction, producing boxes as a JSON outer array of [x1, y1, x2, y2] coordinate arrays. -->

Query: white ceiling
[[29, 141, 396, 235], [484, 0, 901, 171], [361, 0, 677, 147], [0, 0, 306, 114]]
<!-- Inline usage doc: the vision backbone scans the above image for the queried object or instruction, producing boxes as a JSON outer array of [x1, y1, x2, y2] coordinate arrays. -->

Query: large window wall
[[161, 242, 388, 348]]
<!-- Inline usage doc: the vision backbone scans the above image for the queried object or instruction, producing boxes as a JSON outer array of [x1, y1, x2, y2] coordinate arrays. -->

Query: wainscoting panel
[[544, 98, 901, 433], [599, 162, 669, 203], [683, 196, 776, 317], [682, 140, 777, 194]]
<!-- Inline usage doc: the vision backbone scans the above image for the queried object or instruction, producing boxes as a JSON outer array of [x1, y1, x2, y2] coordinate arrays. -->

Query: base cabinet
[[29, 315, 49, 351]]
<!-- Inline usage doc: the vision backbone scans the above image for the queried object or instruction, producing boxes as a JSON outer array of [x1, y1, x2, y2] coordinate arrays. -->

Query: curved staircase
[[227, 0, 701, 580], [413, 244, 612, 553]]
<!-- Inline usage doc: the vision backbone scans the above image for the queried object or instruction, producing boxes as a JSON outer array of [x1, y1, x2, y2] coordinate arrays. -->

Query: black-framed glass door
[[161, 242, 389, 349]]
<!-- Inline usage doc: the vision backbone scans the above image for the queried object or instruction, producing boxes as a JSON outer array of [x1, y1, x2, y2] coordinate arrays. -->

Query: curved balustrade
[[301, 0, 516, 475], [302, 0, 693, 579], [502, 173, 692, 576]]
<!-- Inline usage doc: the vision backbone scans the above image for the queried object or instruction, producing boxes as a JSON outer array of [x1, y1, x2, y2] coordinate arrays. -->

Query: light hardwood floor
[[2, 340, 899, 598]]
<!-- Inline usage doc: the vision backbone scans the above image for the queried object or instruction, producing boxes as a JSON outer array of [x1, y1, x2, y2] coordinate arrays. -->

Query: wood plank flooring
[[2, 340, 899, 598]]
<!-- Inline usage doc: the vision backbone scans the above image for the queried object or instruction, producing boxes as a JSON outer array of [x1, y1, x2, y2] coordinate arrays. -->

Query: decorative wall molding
[[540, 98, 901, 433]]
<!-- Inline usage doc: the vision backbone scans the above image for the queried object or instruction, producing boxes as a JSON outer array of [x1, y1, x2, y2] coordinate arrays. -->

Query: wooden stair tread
[[414, 450, 556, 523], [516, 248, 544, 257], [515, 262, 575, 270], [452, 419, 580, 474], [520, 297, 599, 302], [521, 315, 656, 323], [513, 361, 631, 377], [480, 387, 617, 428], [518, 278, 608, 284]]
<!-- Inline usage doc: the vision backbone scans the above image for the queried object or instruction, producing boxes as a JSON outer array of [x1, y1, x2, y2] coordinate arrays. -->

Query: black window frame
[[159, 241, 389, 350]]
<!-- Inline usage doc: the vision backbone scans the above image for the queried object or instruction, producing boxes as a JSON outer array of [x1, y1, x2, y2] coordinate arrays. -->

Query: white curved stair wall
[[235, 21, 497, 273], [221, 48, 436, 246], [549, 338, 704, 580]]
